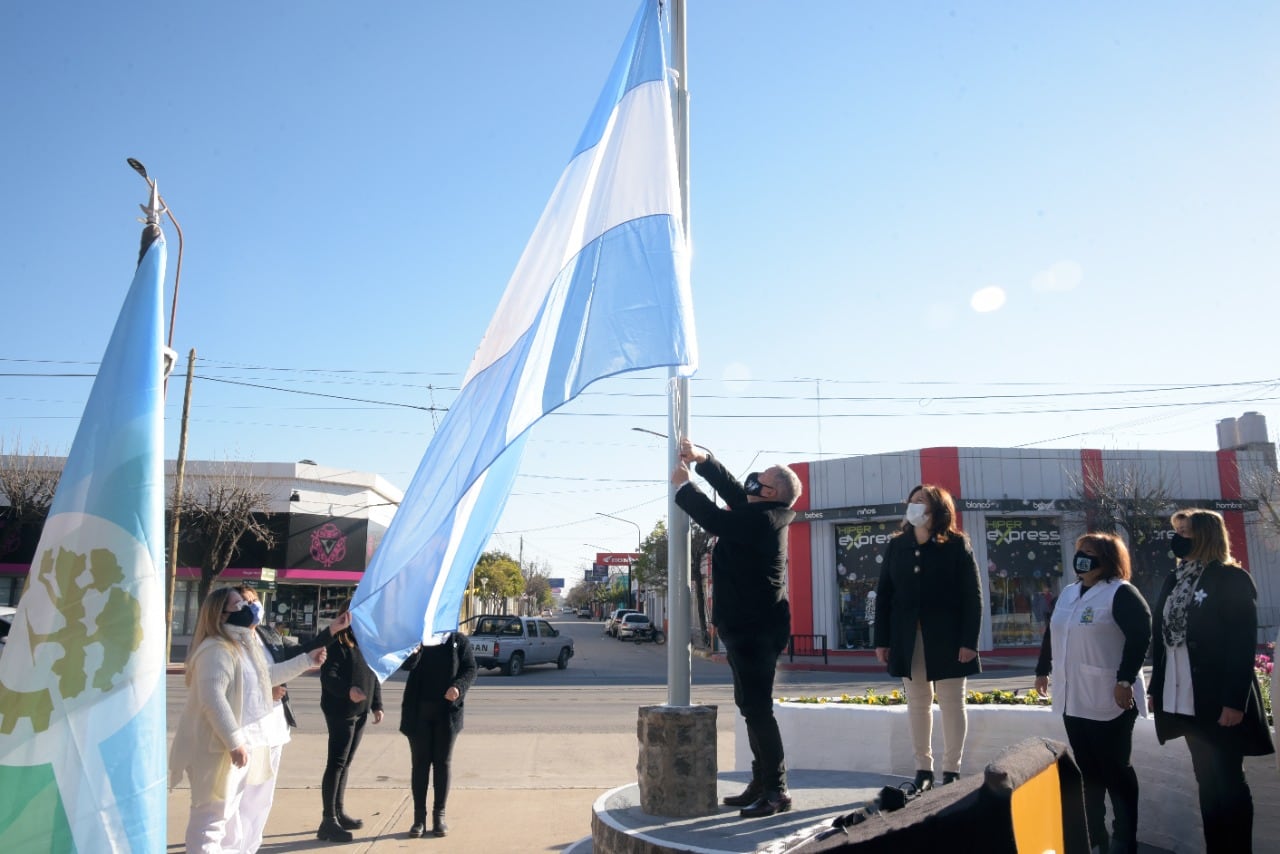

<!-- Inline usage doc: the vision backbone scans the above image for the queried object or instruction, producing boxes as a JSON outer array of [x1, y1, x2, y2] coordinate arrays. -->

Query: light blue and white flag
[[352, 0, 696, 678], [0, 228, 168, 851]]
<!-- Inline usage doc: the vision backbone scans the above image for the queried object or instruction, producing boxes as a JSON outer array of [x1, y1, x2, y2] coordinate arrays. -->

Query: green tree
[[632, 519, 714, 645], [524, 573, 552, 612], [473, 550, 523, 613], [634, 520, 668, 595]]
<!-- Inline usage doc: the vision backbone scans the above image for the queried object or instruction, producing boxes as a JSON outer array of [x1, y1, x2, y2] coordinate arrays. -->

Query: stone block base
[[636, 704, 718, 817]]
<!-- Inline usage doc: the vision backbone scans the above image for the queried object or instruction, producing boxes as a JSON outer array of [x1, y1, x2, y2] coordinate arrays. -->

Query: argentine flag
[[0, 227, 168, 851], [351, 0, 697, 678]]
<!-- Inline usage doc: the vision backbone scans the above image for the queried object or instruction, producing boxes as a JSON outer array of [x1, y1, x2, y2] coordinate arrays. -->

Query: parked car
[[615, 612, 653, 640], [461, 614, 574, 676], [604, 608, 640, 637], [577, 608, 592, 619], [0, 605, 15, 658]]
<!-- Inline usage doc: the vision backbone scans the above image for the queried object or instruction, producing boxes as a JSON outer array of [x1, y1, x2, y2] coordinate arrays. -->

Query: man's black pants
[[722, 627, 789, 792]]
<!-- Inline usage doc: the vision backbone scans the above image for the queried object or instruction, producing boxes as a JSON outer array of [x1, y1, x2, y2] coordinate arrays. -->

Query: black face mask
[[1073, 551, 1098, 576], [225, 605, 256, 628], [744, 472, 765, 496], [1170, 533, 1193, 559]]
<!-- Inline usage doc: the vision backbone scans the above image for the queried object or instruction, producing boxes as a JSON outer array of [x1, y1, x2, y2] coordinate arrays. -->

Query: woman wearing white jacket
[[1035, 532, 1152, 854], [169, 587, 330, 853]]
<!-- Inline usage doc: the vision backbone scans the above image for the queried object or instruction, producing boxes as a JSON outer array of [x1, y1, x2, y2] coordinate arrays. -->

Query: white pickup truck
[[462, 614, 574, 677]]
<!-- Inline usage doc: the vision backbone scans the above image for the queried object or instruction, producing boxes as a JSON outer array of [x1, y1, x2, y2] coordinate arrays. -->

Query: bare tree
[[0, 439, 62, 560], [1241, 463, 1280, 542], [174, 465, 275, 604], [1068, 461, 1178, 604]]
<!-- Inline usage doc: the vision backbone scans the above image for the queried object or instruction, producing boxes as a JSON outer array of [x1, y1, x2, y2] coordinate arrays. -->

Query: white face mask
[[905, 503, 929, 527]]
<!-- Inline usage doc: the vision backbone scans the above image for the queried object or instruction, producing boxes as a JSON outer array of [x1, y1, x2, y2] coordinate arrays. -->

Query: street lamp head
[[127, 157, 150, 180]]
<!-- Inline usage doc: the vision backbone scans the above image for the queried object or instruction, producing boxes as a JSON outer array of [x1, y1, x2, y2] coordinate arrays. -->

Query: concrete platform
[[574, 769, 1178, 854], [584, 769, 917, 854]]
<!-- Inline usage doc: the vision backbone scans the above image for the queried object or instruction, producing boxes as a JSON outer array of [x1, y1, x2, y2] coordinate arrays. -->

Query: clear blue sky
[[3, 2, 1278, 585]]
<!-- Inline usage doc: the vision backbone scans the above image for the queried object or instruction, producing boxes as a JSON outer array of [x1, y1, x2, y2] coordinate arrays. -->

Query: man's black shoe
[[740, 790, 792, 818], [722, 779, 763, 807], [941, 771, 960, 785], [912, 770, 934, 792]]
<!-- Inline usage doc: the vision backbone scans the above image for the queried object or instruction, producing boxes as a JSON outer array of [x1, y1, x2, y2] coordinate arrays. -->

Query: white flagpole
[[667, 0, 692, 706]]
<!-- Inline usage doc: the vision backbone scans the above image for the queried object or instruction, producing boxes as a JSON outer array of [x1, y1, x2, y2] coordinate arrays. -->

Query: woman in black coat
[[400, 631, 478, 838], [874, 484, 983, 792], [1149, 509, 1274, 853], [316, 600, 383, 843]]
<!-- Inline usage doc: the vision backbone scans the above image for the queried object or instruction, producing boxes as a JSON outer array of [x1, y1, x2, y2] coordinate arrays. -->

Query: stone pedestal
[[636, 705, 718, 817]]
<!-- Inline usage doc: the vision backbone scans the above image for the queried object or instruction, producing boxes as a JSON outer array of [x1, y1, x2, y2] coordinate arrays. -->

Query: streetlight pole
[[127, 159, 189, 665], [596, 512, 640, 610]]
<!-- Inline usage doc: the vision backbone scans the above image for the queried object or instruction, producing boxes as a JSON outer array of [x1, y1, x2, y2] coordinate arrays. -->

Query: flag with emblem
[[0, 218, 168, 851], [351, 0, 697, 678]]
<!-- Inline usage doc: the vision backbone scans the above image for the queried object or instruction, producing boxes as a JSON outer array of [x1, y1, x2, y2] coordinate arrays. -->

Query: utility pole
[[165, 348, 195, 663]]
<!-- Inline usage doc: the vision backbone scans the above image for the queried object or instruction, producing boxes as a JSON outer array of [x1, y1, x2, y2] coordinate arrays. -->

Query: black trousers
[[321, 710, 368, 818], [1062, 708, 1139, 851], [406, 711, 459, 818], [722, 627, 789, 792], [1181, 718, 1254, 853]]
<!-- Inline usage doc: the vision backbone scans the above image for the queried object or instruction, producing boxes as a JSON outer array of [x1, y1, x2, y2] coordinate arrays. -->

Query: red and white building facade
[[779, 425, 1279, 657]]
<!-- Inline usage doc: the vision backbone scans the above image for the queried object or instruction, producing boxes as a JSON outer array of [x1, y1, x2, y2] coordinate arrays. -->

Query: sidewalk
[[167, 728, 704, 852]]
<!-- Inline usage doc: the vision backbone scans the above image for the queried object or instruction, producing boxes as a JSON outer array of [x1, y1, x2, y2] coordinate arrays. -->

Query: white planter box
[[735, 702, 1279, 854]]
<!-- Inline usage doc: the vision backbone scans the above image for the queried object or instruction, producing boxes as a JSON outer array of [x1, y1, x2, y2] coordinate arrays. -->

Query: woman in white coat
[[1034, 532, 1151, 854], [169, 587, 328, 853]]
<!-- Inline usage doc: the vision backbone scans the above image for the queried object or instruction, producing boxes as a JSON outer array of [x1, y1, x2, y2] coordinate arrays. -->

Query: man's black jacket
[[674, 454, 794, 638]]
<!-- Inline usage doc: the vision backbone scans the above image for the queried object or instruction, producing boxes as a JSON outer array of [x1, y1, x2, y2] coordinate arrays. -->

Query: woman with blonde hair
[[874, 483, 983, 792], [1035, 532, 1151, 854], [1150, 509, 1274, 852], [169, 587, 329, 853]]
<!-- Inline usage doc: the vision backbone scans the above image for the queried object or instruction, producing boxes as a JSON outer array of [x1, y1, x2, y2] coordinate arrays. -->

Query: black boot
[[723, 779, 763, 807], [432, 810, 448, 837], [408, 815, 425, 838], [912, 770, 934, 792], [941, 771, 960, 785], [316, 817, 353, 843], [335, 809, 363, 830]]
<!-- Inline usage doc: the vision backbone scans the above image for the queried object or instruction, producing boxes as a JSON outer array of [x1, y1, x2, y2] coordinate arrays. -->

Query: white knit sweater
[[168, 626, 315, 788]]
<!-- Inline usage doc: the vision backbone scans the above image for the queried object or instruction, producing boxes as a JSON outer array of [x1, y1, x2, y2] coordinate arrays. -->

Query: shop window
[[985, 516, 1063, 648], [833, 521, 900, 650]]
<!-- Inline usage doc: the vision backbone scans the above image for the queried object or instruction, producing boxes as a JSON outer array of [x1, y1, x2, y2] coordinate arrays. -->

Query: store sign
[[287, 514, 368, 572], [805, 497, 1256, 522], [985, 517, 1063, 577], [834, 521, 901, 582]]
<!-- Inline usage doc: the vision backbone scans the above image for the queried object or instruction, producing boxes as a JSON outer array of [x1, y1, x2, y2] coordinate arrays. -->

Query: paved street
[[165, 619, 1044, 852]]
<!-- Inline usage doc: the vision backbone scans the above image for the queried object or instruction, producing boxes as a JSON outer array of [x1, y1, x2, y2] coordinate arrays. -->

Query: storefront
[[786, 442, 1280, 655], [171, 508, 390, 646]]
